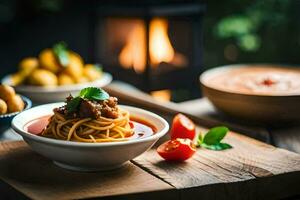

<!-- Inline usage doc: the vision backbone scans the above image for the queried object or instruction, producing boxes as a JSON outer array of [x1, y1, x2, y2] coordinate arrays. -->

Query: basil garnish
[[197, 126, 232, 151], [53, 42, 69, 67], [66, 87, 110, 113]]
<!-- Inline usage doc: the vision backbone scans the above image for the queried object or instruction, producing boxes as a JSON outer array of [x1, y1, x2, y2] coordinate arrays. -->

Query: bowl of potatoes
[[0, 85, 32, 133], [2, 42, 112, 104]]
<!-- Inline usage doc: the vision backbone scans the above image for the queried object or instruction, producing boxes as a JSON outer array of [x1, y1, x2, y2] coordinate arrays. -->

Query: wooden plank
[[270, 126, 300, 154], [105, 83, 271, 143], [0, 141, 175, 200], [133, 129, 300, 199], [107, 82, 300, 155], [177, 98, 272, 143], [178, 97, 300, 155], [0, 180, 29, 200]]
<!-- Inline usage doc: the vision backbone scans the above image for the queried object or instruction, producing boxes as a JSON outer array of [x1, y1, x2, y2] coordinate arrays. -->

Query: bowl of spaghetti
[[11, 87, 169, 171]]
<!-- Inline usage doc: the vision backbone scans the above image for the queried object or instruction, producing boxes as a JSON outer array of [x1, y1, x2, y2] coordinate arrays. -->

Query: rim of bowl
[[200, 63, 300, 97], [11, 103, 169, 147], [1, 73, 112, 93], [0, 95, 32, 118]]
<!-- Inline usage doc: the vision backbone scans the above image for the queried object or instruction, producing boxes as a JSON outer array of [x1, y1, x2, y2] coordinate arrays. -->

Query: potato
[[74, 76, 89, 84], [83, 64, 103, 81], [7, 95, 24, 113], [58, 73, 74, 85], [19, 57, 39, 76], [0, 85, 16, 101], [0, 99, 7, 114], [10, 72, 27, 86], [28, 69, 58, 86], [64, 52, 83, 80], [39, 49, 60, 73]]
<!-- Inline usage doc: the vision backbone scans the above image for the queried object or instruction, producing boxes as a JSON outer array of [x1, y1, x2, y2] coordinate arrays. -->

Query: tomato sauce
[[129, 116, 156, 139], [25, 115, 51, 135], [24, 115, 156, 140]]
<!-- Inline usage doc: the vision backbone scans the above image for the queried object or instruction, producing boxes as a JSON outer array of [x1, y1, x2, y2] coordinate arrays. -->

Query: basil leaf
[[53, 42, 69, 67], [203, 126, 229, 145], [196, 133, 203, 147], [79, 87, 109, 101], [94, 64, 103, 72], [201, 143, 232, 151], [66, 96, 81, 113]]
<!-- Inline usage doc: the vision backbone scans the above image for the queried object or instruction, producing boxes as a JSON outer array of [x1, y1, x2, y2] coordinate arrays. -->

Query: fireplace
[[93, 1, 205, 101]]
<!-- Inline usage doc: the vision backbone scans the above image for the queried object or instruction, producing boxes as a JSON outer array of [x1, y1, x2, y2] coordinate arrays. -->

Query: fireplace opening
[[94, 2, 205, 102], [118, 18, 188, 73]]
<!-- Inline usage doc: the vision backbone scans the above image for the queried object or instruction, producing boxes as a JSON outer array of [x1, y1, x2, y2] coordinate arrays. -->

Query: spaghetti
[[41, 108, 134, 142]]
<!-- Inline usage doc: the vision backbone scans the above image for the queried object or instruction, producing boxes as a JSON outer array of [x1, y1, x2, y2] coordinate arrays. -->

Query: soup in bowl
[[12, 88, 169, 171], [200, 64, 300, 124]]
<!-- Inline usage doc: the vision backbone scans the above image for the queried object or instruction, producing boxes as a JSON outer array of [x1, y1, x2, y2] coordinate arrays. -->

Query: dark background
[[0, 0, 299, 87]]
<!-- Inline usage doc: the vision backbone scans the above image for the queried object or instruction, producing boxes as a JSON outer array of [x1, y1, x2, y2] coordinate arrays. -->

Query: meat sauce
[[57, 96, 119, 119], [25, 115, 156, 140]]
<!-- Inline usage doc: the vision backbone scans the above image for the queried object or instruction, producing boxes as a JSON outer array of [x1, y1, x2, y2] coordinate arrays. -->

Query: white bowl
[[2, 73, 112, 104], [11, 103, 169, 171]]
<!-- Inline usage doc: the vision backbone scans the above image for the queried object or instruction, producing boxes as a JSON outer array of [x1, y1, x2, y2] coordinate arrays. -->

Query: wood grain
[[104, 83, 270, 141], [270, 126, 300, 153], [178, 97, 300, 154], [178, 98, 272, 143], [0, 141, 174, 200], [2, 83, 300, 199], [133, 129, 300, 199], [1, 132, 300, 199]]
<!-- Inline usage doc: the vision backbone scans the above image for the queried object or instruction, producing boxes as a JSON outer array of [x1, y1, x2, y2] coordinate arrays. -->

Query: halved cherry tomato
[[171, 114, 196, 140], [157, 138, 196, 161]]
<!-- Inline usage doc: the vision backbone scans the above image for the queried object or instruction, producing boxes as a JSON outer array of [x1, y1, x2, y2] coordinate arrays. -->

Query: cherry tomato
[[157, 138, 196, 161], [171, 114, 196, 140]]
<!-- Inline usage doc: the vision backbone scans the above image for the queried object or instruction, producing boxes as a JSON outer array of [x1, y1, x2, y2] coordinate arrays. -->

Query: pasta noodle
[[41, 108, 134, 143]]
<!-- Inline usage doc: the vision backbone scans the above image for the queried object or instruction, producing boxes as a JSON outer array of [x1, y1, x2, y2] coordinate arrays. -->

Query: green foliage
[[214, 0, 291, 52], [201, 143, 232, 151], [216, 16, 254, 38], [203, 126, 229, 145], [66, 87, 110, 113], [238, 34, 261, 51], [66, 96, 81, 113], [94, 64, 103, 72], [79, 87, 109, 101], [197, 126, 232, 151], [53, 42, 69, 67]]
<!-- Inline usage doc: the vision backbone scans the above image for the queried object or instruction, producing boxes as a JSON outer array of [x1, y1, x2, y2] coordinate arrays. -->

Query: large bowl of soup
[[11, 103, 169, 171], [200, 64, 300, 124]]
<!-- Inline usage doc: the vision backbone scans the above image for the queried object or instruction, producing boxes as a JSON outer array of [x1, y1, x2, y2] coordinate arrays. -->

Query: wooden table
[[1, 82, 300, 200], [106, 81, 300, 154], [1, 131, 300, 200], [178, 98, 300, 154]]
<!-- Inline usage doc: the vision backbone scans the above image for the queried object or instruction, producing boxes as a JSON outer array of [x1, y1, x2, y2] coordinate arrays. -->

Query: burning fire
[[149, 19, 175, 67], [119, 18, 185, 73], [151, 89, 172, 102], [118, 20, 146, 73]]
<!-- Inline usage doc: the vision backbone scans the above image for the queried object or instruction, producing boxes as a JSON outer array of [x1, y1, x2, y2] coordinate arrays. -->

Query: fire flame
[[118, 21, 146, 73], [119, 18, 177, 73], [149, 18, 175, 67], [151, 89, 172, 102]]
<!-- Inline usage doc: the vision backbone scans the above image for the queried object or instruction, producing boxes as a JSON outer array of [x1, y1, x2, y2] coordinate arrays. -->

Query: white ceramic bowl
[[2, 73, 112, 104], [11, 103, 169, 171]]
